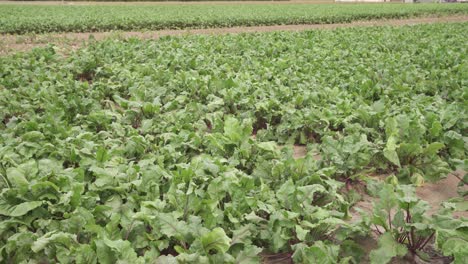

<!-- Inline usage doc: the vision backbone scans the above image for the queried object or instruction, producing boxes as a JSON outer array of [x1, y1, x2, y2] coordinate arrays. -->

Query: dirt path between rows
[[1, 15, 467, 55]]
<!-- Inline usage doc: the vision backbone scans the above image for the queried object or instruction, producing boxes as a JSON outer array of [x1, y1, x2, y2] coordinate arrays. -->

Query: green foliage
[[0, 23, 467, 262], [292, 241, 340, 264], [201, 228, 231, 254], [364, 183, 468, 264], [0, 3, 467, 34], [369, 233, 407, 264]]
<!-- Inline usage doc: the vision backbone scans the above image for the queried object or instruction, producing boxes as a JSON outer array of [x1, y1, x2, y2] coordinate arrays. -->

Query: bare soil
[[416, 170, 467, 218], [1, 15, 467, 56], [292, 145, 307, 159], [350, 172, 467, 220]]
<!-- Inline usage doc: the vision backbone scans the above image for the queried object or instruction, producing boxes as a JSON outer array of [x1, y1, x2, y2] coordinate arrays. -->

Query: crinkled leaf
[[32, 231, 76, 253], [201, 227, 231, 254], [383, 135, 400, 167], [370, 233, 407, 264], [0, 200, 42, 217]]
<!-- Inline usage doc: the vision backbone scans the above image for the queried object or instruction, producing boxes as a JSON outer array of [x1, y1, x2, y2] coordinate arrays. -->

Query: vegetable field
[[1, 22, 467, 263], [1, 3, 468, 34]]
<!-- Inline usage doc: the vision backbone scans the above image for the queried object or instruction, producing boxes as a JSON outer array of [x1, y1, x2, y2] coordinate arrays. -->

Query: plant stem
[[0, 164, 11, 189], [388, 209, 392, 231], [183, 194, 190, 221], [373, 224, 383, 235], [410, 227, 416, 249], [419, 231, 435, 250], [452, 173, 468, 185], [372, 229, 381, 236], [406, 203, 411, 223], [398, 233, 407, 243], [414, 236, 424, 250], [407, 231, 413, 248], [125, 220, 135, 240]]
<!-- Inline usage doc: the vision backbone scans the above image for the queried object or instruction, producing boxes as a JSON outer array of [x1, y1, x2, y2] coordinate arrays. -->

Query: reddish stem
[[418, 231, 435, 250]]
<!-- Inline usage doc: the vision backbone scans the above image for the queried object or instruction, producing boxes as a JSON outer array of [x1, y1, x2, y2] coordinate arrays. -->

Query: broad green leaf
[[440, 237, 468, 264], [376, 184, 398, 213], [396, 185, 419, 204], [340, 240, 365, 263], [234, 244, 262, 264], [0, 200, 42, 217], [201, 227, 231, 254], [103, 238, 140, 262], [257, 141, 279, 153], [96, 146, 109, 163], [32, 231, 76, 253], [155, 212, 189, 240], [423, 142, 444, 156], [383, 135, 400, 167], [6, 167, 29, 190], [292, 241, 339, 264], [75, 244, 98, 264], [410, 173, 425, 187], [295, 225, 309, 241], [370, 233, 407, 264]]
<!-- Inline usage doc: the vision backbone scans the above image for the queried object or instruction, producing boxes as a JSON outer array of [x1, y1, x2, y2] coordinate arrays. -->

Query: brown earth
[[416, 170, 467, 218], [1, 15, 467, 56], [350, 172, 467, 221], [293, 145, 309, 159]]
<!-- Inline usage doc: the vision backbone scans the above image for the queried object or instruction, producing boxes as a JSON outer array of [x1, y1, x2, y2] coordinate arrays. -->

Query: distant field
[[1, 3, 467, 34], [0, 1, 326, 4]]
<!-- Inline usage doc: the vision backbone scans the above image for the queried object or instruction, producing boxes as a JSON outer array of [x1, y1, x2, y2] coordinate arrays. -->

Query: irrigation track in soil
[[1, 15, 467, 55]]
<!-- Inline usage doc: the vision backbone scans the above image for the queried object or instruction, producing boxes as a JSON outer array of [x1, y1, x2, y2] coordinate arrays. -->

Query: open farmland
[[1, 21, 467, 263], [1, 3, 468, 34]]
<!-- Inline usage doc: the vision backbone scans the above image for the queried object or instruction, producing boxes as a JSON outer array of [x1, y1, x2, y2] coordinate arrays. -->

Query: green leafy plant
[[0, 3, 467, 34], [363, 183, 467, 264], [381, 115, 452, 183], [1, 23, 467, 262]]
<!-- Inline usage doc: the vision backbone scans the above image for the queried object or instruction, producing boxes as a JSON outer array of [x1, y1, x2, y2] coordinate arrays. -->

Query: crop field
[[1, 3, 468, 34], [1, 20, 467, 263]]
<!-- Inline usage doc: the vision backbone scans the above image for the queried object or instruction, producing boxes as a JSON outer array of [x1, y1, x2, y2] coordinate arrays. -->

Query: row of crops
[[6, 0, 289, 1], [0, 22, 467, 263], [0, 3, 468, 34]]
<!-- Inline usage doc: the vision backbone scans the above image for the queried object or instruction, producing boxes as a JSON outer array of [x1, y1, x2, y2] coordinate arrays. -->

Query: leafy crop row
[[0, 3, 468, 34], [0, 23, 467, 263]]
